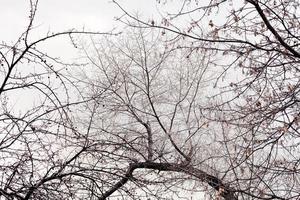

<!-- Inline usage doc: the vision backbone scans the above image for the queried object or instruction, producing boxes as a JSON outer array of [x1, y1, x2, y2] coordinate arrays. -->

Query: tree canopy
[[0, 0, 299, 199]]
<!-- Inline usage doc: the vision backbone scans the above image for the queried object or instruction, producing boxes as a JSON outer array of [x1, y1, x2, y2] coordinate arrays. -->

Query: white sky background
[[0, 0, 158, 37], [0, 0, 162, 60], [0, 0, 226, 61]]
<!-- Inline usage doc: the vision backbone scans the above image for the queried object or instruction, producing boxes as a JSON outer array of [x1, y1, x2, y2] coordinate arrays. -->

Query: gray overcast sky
[[0, 0, 159, 41], [0, 0, 162, 62]]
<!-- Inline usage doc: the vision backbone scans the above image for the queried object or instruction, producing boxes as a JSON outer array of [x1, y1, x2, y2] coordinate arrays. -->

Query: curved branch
[[99, 161, 237, 200]]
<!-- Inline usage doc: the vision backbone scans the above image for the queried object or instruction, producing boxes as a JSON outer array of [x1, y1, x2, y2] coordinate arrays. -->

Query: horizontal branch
[[100, 161, 237, 200]]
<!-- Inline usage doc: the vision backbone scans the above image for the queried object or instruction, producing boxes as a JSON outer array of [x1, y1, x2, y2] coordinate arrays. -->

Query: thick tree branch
[[100, 162, 237, 200], [247, 0, 300, 58]]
